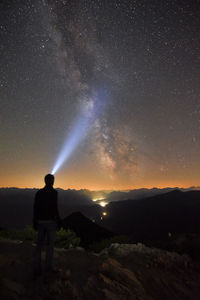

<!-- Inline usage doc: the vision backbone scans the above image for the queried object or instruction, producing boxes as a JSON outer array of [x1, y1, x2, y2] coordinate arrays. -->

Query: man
[[33, 174, 61, 279]]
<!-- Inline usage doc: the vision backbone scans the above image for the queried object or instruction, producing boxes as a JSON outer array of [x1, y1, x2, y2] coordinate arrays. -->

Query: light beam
[[51, 90, 107, 174], [51, 114, 90, 175]]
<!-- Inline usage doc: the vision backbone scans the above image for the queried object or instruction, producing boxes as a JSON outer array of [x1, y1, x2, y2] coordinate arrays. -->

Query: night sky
[[1, 0, 200, 190]]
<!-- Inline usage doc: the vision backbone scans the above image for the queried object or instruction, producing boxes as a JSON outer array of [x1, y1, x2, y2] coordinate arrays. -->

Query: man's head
[[44, 174, 54, 187]]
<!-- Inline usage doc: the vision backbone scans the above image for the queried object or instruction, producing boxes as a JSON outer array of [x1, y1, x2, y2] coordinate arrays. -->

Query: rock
[[1, 278, 26, 295], [0, 238, 23, 244], [99, 258, 148, 300], [65, 269, 71, 279], [49, 279, 63, 295], [55, 247, 67, 252], [100, 242, 192, 267], [75, 246, 85, 252], [63, 280, 81, 299]]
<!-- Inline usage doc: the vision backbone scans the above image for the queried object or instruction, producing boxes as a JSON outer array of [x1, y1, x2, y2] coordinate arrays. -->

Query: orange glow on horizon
[[0, 180, 199, 191], [0, 164, 200, 191]]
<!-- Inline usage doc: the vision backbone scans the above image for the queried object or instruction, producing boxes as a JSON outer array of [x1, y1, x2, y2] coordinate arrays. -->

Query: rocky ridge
[[0, 238, 200, 300]]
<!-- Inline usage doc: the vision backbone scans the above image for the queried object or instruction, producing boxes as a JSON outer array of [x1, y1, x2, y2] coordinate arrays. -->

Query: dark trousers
[[34, 221, 56, 273]]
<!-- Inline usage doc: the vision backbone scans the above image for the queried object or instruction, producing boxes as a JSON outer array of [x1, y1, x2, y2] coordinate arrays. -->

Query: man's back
[[34, 186, 58, 221]]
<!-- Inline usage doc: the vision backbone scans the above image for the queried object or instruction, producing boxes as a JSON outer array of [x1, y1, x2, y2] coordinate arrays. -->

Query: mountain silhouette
[[62, 212, 114, 247], [1, 188, 200, 244], [102, 190, 200, 241]]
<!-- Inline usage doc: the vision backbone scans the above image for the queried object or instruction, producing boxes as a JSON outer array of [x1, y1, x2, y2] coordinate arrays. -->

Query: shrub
[[55, 228, 80, 248], [0, 229, 22, 241], [0, 227, 80, 249], [22, 226, 38, 242]]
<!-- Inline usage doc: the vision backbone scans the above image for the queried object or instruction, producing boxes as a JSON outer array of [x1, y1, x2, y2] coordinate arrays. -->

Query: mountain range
[[101, 189, 200, 241], [0, 187, 200, 246]]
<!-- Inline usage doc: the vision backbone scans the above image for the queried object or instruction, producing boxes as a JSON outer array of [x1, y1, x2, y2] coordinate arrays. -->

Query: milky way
[[0, 0, 200, 189]]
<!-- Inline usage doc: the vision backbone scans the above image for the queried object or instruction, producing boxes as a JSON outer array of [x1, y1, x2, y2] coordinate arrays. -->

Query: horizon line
[[0, 186, 200, 192]]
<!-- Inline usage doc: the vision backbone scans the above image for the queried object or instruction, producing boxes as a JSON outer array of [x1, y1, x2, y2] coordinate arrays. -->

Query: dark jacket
[[33, 186, 61, 230]]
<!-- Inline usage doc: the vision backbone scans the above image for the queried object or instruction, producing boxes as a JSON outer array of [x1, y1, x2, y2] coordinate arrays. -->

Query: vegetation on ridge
[[0, 227, 80, 249]]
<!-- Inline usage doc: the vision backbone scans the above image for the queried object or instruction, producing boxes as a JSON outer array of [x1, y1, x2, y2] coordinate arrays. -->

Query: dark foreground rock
[[0, 238, 200, 300]]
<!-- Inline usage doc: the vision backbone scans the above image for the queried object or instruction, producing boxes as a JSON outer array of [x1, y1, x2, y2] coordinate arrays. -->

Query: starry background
[[0, 0, 200, 190]]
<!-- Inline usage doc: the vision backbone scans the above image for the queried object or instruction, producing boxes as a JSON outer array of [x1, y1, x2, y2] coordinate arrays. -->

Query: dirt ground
[[0, 238, 200, 300]]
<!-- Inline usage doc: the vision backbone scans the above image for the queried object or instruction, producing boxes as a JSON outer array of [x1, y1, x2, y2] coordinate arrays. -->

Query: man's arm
[[55, 191, 62, 229]]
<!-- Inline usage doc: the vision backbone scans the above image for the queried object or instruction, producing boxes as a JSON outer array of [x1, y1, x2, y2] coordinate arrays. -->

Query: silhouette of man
[[33, 174, 61, 279]]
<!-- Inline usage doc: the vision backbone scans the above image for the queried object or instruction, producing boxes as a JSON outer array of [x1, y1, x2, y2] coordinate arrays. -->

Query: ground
[[0, 239, 200, 300]]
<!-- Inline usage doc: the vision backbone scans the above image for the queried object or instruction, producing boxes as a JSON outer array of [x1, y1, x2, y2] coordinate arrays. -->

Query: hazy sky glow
[[1, 0, 200, 190]]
